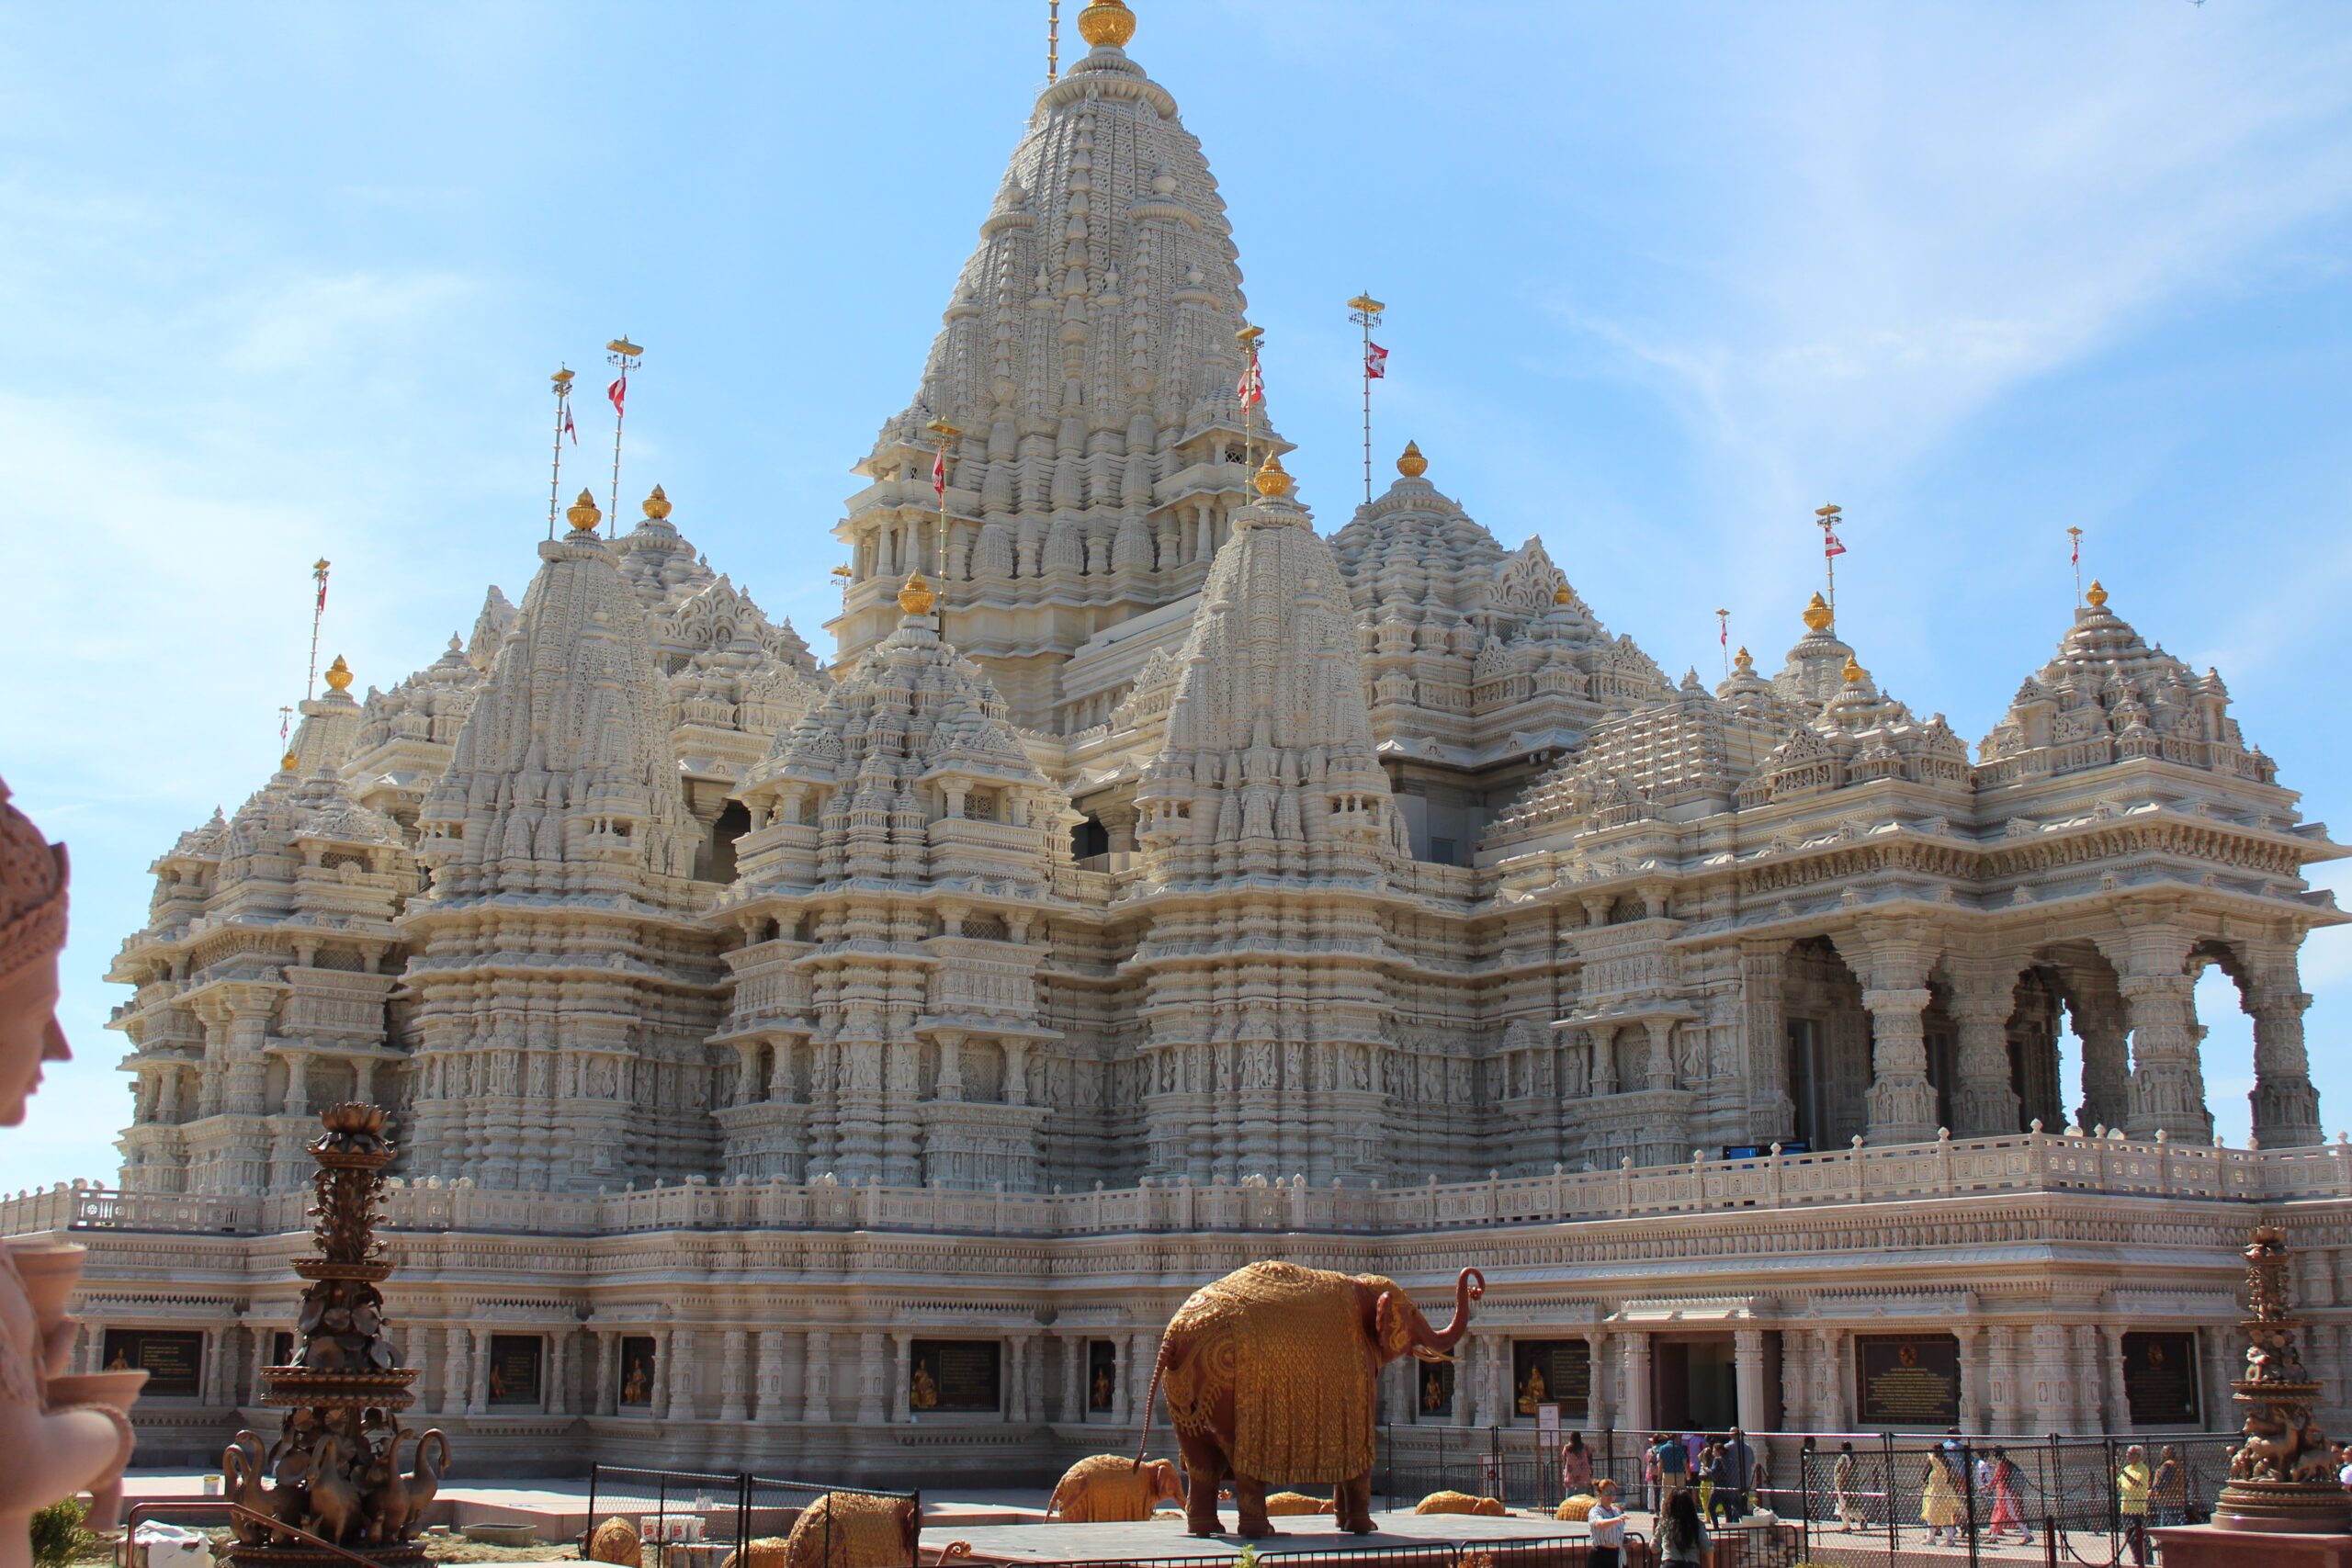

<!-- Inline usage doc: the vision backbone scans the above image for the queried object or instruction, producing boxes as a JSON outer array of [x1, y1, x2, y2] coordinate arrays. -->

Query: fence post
[[585, 1464, 600, 1557], [737, 1472, 750, 1554], [1884, 1433, 1898, 1562], [656, 1474, 667, 1568], [1965, 1438, 1980, 1568]]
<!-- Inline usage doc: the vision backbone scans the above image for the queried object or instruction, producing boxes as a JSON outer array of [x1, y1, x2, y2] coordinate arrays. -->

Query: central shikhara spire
[[102, 3, 2335, 1207]]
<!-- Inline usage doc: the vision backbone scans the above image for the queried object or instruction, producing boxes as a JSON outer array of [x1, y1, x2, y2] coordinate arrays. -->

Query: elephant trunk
[[1420, 1267, 1486, 1353]]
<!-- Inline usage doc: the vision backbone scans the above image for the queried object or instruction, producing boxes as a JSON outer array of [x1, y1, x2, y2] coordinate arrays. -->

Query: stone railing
[[9, 1127, 2351, 1244]]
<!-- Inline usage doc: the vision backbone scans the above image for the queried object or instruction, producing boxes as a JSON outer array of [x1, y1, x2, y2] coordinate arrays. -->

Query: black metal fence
[[585, 1464, 921, 1568], [1016, 1541, 1652, 1568]]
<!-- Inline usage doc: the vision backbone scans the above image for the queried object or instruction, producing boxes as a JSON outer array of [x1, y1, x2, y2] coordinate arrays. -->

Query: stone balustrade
[[11, 1125, 2347, 1242]]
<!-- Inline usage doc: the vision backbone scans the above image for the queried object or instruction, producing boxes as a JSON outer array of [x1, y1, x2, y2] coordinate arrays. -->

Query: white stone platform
[[923, 1509, 1598, 1564]]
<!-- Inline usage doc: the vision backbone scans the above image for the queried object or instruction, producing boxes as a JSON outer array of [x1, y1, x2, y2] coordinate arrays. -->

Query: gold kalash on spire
[[1076, 0, 1136, 49]]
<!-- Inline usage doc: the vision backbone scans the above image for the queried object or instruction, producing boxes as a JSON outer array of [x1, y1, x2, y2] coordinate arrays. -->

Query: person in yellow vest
[[2117, 1445, 2153, 1567]]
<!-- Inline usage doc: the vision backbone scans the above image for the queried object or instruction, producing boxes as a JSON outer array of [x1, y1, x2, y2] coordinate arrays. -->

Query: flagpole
[[1237, 321, 1263, 483], [927, 417, 963, 624], [1047, 0, 1060, 82], [605, 336, 643, 540], [1347, 292, 1385, 505], [548, 367, 575, 540], [305, 558, 333, 700], [2068, 525, 2084, 607], [1815, 502, 1842, 627]]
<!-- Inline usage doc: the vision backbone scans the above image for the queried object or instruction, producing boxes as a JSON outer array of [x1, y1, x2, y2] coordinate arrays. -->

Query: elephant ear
[[1374, 1290, 1417, 1361]]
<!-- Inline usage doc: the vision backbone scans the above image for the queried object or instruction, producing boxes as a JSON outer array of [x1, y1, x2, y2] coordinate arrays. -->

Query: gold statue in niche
[[1422, 1367, 1447, 1412], [910, 1359, 940, 1410], [1091, 1365, 1113, 1410], [621, 1355, 650, 1406], [1517, 1360, 1547, 1415]]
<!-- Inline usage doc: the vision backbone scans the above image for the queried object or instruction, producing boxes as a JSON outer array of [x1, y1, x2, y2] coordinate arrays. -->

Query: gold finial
[[566, 488, 602, 534], [1396, 440, 1428, 479], [2086, 578, 2109, 609], [831, 564, 854, 578], [605, 337, 643, 358], [551, 367, 574, 392], [899, 570, 936, 616], [1735, 645, 1754, 672], [1552, 585, 1574, 606], [643, 484, 673, 522], [1252, 453, 1293, 499], [1077, 0, 1136, 49], [1236, 322, 1263, 349], [281, 749, 300, 773], [1842, 654, 1863, 683], [1802, 591, 1834, 633], [323, 655, 354, 694]]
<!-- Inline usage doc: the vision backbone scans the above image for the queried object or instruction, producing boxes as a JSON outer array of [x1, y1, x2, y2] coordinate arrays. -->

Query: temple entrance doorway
[[1652, 1336, 1739, 1433]]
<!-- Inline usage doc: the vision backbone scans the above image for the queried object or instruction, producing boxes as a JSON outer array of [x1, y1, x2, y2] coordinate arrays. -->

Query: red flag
[[933, 446, 947, 498], [2071, 535, 2079, 566], [1236, 359, 1264, 408], [1364, 342, 1388, 379], [1823, 529, 1847, 558], [607, 375, 628, 415], [562, 404, 578, 445]]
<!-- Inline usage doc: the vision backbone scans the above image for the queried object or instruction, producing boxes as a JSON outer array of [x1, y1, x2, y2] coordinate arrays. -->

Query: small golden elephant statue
[[1046, 1455, 1184, 1522]]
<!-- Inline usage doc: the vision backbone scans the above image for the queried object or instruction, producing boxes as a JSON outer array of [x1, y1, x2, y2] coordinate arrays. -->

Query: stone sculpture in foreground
[[0, 777, 138, 1568]]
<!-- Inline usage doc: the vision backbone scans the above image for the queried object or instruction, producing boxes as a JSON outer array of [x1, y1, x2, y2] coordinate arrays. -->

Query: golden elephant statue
[[1555, 1495, 1598, 1522], [1415, 1491, 1506, 1517], [1046, 1455, 1183, 1522], [1262, 1492, 1334, 1517], [587, 1517, 643, 1566], [777, 1492, 968, 1568], [1139, 1259, 1483, 1538]]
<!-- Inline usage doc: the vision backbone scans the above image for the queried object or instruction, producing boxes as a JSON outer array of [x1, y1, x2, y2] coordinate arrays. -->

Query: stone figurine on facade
[[0, 777, 139, 1568]]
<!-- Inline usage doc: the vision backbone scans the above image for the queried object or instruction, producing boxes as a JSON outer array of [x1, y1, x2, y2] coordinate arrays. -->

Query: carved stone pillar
[[2249, 954, 2324, 1147], [932, 1032, 964, 1103], [1109, 1336, 1129, 1423], [245, 1321, 269, 1404], [548, 1330, 571, 1416], [1643, 1020, 1677, 1092], [1811, 1329, 1840, 1430], [441, 1325, 469, 1416], [857, 1331, 887, 1424], [594, 1330, 617, 1416], [667, 1326, 696, 1421], [719, 1328, 749, 1423], [2119, 966, 2211, 1140], [1860, 987, 1938, 1145], [1733, 1327, 1770, 1430], [1618, 1331, 1652, 1437], [804, 1329, 832, 1422], [1740, 943, 1796, 1142], [1947, 964, 2023, 1136], [892, 1332, 913, 1423], [468, 1325, 493, 1415], [1062, 1336, 1084, 1423], [2073, 993, 2132, 1132], [1583, 1328, 1612, 1433], [1131, 1331, 1159, 1426]]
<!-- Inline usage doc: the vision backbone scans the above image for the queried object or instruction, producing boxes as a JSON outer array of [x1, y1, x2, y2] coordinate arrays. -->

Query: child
[[1587, 1479, 1626, 1568]]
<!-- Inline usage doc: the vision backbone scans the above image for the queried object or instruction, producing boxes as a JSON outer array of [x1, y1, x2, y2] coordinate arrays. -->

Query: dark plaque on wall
[[1512, 1339, 1592, 1418], [1855, 1333, 1961, 1427], [618, 1334, 657, 1407], [1419, 1359, 1455, 1418], [910, 1339, 1001, 1414], [1087, 1339, 1118, 1413], [2121, 1331, 2200, 1426], [102, 1327, 203, 1398], [489, 1333, 543, 1405]]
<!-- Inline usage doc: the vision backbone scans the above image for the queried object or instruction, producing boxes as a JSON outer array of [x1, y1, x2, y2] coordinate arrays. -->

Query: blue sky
[[3, 1, 2348, 1191]]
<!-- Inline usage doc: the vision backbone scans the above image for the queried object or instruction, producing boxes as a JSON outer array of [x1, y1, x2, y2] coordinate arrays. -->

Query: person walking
[[1560, 1431, 1593, 1501], [1654, 1431, 1690, 1505], [2118, 1444, 2154, 1567], [1717, 1427, 1758, 1523], [1645, 1437, 1663, 1512], [1920, 1447, 1965, 1547], [1657, 1488, 1711, 1568], [2151, 1445, 2186, 1529], [1834, 1441, 1863, 1531], [1587, 1480, 1627, 1568], [1984, 1446, 2031, 1547], [1698, 1438, 1720, 1523]]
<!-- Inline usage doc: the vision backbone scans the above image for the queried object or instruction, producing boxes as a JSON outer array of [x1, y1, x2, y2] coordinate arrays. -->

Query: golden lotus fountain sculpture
[[221, 1103, 447, 1568]]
